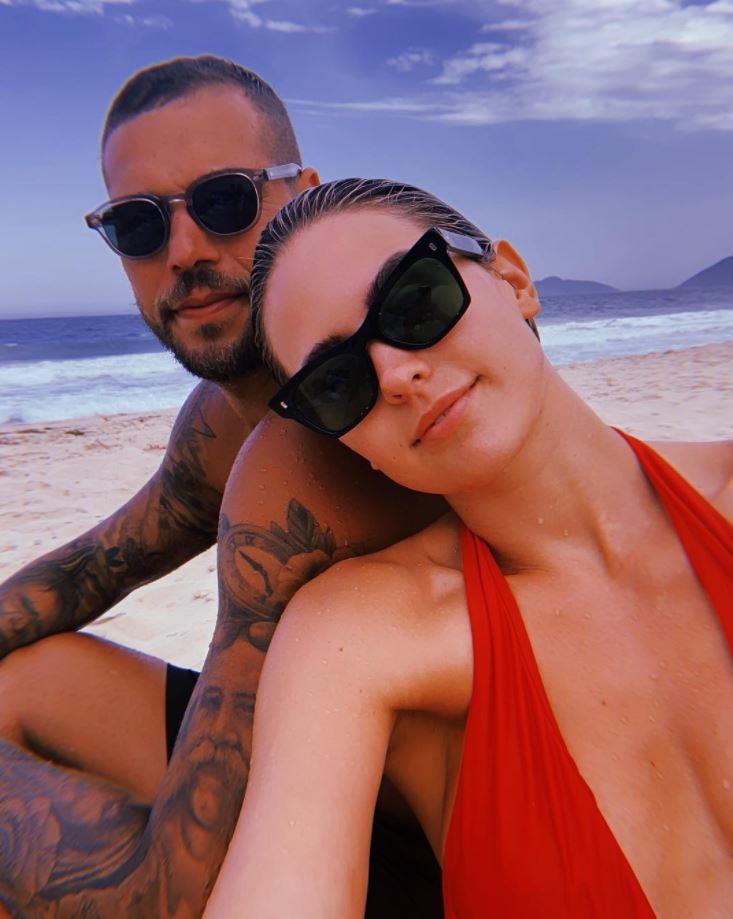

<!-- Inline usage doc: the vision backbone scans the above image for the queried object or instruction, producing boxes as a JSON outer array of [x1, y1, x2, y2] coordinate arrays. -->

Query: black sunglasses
[[85, 163, 302, 259], [269, 227, 491, 438]]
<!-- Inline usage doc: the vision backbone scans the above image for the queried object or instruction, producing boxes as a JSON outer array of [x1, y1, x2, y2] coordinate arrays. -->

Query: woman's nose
[[368, 340, 431, 404]]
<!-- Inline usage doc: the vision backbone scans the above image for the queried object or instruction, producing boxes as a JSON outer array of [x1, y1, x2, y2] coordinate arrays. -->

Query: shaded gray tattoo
[[217, 498, 346, 652], [158, 384, 223, 544], [0, 384, 225, 659], [0, 499, 355, 917]]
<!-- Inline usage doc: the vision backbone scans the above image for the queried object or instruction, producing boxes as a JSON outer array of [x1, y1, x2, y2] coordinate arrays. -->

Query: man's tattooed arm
[[0, 499, 352, 916], [0, 417, 445, 917], [0, 382, 245, 659]]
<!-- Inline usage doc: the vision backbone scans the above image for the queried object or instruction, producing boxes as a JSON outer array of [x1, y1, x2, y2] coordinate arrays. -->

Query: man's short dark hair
[[102, 54, 301, 166]]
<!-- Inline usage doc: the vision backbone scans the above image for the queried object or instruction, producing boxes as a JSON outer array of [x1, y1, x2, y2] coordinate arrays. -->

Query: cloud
[[384, 0, 457, 6], [115, 12, 171, 28], [197, 0, 335, 32], [346, 5, 378, 15], [299, 0, 733, 131], [387, 48, 435, 71], [2, 0, 135, 11], [288, 96, 439, 114]]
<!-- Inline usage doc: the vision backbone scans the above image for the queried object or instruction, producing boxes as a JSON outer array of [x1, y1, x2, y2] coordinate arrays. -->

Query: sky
[[0, 0, 731, 317]]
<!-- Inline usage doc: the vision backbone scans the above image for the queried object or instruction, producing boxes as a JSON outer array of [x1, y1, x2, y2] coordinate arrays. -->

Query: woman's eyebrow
[[365, 249, 408, 314], [300, 248, 409, 368], [302, 334, 349, 368]]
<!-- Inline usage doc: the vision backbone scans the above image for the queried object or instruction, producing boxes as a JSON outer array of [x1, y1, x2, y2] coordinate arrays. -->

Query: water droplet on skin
[[537, 516, 544, 525], [648, 714, 656, 722], [258, 484, 265, 490], [662, 823, 670, 832], [320, 658, 327, 664], [563, 529, 569, 537], [620, 715, 630, 725], [659, 660, 667, 669], [288, 820, 296, 828], [584, 612, 591, 620], [553, 608, 561, 616], [723, 779, 731, 791]]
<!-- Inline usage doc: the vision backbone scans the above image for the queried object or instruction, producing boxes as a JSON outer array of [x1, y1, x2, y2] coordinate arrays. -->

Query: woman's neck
[[447, 375, 666, 577]]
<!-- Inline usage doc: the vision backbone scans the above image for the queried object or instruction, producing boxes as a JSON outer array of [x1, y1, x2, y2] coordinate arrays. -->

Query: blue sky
[[1, 0, 731, 317]]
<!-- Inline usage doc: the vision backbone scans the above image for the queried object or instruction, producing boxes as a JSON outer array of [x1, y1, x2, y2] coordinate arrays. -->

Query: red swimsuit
[[443, 432, 733, 918]]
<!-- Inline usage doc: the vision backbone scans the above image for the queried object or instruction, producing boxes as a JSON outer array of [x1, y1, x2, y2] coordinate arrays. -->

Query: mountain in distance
[[535, 276, 618, 296], [678, 255, 733, 289]]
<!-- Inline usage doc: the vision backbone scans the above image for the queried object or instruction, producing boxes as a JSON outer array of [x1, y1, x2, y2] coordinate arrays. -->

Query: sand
[[1, 341, 731, 670]]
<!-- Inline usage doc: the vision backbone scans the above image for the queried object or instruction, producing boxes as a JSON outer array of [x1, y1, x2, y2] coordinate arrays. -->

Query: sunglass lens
[[100, 200, 166, 258], [293, 353, 377, 435], [378, 257, 465, 347], [192, 174, 259, 235]]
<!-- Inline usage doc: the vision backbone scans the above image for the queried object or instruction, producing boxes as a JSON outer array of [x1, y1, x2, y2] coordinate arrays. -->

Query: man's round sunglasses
[[269, 227, 492, 438], [85, 163, 302, 259]]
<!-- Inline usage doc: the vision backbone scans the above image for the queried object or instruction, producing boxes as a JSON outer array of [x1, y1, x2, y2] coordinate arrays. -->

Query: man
[[0, 56, 444, 917]]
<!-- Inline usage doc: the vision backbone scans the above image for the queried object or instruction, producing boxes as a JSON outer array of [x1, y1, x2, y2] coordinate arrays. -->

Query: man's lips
[[173, 291, 248, 320], [411, 380, 477, 446]]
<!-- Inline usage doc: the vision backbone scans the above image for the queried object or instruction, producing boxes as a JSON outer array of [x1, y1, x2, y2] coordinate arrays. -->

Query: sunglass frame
[[269, 226, 491, 437], [84, 163, 302, 259]]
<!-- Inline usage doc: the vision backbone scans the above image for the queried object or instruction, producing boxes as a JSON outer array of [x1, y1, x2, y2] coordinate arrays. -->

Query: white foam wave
[[541, 308, 733, 365], [2, 308, 732, 423], [0, 351, 196, 424]]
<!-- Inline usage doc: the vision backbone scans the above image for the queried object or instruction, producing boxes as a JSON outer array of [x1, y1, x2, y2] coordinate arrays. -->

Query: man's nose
[[165, 202, 221, 272], [368, 340, 431, 404]]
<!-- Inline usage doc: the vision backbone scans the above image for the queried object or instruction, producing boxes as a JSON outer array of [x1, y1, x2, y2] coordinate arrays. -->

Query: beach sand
[[1, 341, 731, 670]]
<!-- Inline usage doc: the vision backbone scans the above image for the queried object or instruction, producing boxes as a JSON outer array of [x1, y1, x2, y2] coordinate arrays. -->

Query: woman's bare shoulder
[[651, 438, 733, 518], [291, 512, 462, 610], [278, 512, 467, 709]]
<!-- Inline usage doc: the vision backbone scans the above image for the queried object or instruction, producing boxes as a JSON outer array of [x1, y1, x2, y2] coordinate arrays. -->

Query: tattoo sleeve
[[0, 384, 228, 659], [0, 497, 355, 918], [0, 413, 444, 917]]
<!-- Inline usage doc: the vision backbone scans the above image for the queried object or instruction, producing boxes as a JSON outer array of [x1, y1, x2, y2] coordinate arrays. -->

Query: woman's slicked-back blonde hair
[[250, 178, 539, 382]]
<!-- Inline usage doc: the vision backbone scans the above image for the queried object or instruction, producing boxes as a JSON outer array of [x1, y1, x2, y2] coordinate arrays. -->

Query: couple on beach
[[0, 55, 731, 918]]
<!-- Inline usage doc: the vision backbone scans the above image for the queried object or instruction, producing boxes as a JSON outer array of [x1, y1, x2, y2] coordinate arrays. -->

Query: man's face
[[102, 86, 312, 382]]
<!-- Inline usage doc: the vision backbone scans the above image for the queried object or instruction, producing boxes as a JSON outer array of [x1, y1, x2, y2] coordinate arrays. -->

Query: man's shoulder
[[165, 381, 252, 494], [651, 438, 733, 518], [171, 381, 244, 441]]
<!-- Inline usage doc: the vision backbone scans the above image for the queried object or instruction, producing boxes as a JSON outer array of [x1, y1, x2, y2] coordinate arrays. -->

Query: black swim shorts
[[164, 663, 444, 918]]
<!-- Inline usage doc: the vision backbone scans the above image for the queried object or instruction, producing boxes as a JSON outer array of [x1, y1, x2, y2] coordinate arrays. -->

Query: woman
[[205, 180, 733, 918]]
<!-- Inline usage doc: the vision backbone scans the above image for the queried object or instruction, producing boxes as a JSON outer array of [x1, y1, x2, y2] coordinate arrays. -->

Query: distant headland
[[678, 256, 733, 289], [536, 276, 618, 296], [536, 254, 733, 295]]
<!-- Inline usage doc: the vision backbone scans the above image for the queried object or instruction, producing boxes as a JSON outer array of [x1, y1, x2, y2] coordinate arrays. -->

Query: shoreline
[[1, 340, 731, 668]]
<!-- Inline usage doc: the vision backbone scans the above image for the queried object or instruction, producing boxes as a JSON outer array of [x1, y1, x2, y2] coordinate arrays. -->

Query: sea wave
[[541, 307, 733, 365], [0, 351, 196, 424], [1, 307, 732, 424]]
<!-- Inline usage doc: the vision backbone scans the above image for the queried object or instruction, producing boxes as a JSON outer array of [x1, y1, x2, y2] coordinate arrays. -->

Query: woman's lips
[[413, 380, 477, 447]]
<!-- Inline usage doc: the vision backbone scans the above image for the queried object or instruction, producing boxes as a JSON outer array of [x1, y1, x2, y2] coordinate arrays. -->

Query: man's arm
[[0, 414, 444, 917], [0, 382, 245, 658]]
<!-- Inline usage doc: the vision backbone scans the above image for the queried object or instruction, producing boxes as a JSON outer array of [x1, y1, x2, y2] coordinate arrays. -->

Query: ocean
[[1, 286, 732, 425]]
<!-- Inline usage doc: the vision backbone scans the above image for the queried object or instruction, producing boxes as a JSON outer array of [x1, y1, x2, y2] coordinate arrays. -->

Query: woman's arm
[[204, 561, 407, 919]]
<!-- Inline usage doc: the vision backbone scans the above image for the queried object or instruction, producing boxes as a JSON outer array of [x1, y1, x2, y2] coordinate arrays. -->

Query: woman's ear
[[490, 239, 541, 320]]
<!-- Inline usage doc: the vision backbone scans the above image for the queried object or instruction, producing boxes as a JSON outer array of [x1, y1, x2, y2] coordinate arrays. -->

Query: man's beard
[[140, 266, 262, 384]]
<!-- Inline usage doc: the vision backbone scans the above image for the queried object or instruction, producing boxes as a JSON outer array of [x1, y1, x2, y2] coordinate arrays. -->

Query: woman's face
[[263, 208, 547, 496]]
